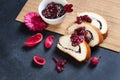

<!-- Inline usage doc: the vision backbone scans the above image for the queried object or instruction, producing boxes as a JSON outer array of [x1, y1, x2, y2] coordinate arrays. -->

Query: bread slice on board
[[66, 22, 103, 47], [57, 35, 91, 62], [77, 12, 108, 38]]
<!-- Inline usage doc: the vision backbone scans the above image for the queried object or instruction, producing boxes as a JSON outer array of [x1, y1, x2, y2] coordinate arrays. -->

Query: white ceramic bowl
[[38, 0, 68, 25]]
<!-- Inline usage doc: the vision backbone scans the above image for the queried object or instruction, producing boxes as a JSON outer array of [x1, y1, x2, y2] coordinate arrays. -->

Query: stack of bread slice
[[57, 12, 108, 62]]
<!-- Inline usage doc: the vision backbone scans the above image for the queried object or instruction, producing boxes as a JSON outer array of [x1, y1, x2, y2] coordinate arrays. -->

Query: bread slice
[[77, 12, 108, 38], [66, 22, 103, 47], [57, 35, 91, 62]]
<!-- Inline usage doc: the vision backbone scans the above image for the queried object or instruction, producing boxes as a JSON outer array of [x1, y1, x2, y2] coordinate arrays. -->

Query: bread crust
[[85, 22, 104, 44], [57, 35, 91, 62], [77, 12, 108, 36], [103, 28, 108, 39], [83, 40, 91, 61], [56, 12, 108, 63], [66, 22, 104, 47]]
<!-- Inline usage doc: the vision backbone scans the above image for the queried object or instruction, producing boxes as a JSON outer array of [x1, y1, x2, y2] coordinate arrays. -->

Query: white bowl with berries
[[38, 0, 68, 25]]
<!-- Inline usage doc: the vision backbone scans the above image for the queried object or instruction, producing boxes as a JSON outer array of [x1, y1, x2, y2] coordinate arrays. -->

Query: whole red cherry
[[90, 56, 100, 66]]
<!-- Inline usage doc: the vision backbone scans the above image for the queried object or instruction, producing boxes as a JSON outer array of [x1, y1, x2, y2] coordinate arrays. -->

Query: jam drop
[[42, 2, 65, 19]]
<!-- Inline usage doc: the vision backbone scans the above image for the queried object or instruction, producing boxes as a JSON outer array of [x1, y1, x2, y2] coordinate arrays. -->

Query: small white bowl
[[38, 0, 68, 25]]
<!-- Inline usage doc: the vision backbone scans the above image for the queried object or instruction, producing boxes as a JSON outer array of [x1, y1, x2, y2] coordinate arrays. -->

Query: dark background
[[0, 0, 120, 80]]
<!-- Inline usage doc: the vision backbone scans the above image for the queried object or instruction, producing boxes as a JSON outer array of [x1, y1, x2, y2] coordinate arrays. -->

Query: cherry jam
[[42, 2, 65, 19], [76, 15, 92, 24], [70, 32, 83, 47], [71, 27, 93, 46]]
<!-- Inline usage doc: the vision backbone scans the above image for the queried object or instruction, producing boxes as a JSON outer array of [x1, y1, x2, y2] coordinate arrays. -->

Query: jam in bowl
[[42, 2, 65, 19], [38, 0, 68, 25]]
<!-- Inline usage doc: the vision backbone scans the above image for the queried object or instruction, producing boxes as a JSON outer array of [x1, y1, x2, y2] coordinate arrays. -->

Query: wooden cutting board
[[16, 0, 120, 52]]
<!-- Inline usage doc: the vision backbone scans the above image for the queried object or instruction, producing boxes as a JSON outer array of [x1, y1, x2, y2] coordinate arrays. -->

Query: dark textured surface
[[0, 0, 120, 80]]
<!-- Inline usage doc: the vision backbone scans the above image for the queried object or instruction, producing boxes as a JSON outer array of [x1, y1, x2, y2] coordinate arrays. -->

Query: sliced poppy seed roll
[[78, 12, 108, 38], [66, 22, 103, 47]]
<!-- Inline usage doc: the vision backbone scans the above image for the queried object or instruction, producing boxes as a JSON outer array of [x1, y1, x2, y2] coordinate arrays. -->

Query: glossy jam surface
[[42, 2, 65, 19], [75, 27, 93, 43], [70, 33, 83, 47], [76, 15, 92, 24], [71, 27, 93, 46]]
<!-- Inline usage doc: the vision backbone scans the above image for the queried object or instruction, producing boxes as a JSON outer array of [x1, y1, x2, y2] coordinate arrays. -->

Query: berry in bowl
[[42, 2, 65, 19], [38, 0, 73, 25]]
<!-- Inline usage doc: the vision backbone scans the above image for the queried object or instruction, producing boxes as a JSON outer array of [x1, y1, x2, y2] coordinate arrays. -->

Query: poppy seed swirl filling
[[96, 19, 102, 30], [91, 17, 102, 30], [71, 27, 94, 45], [58, 43, 81, 53], [58, 26, 93, 54]]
